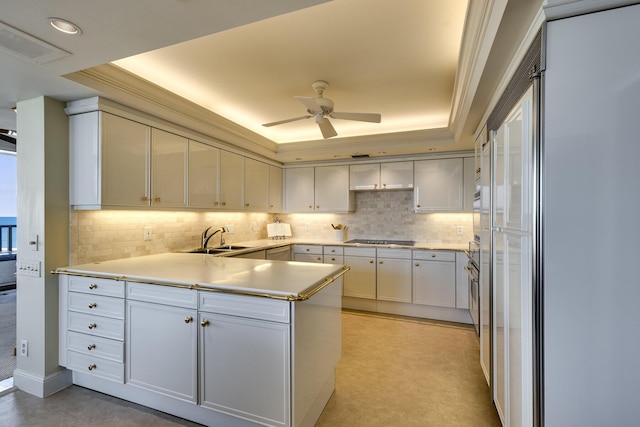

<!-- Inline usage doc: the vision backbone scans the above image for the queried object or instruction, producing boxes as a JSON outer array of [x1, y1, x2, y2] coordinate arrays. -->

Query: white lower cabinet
[[376, 249, 412, 303], [126, 283, 198, 403], [292, 245, 323, 263], [343, 247, 376, 299], [199, 312, 290, 426], [412, 250, 456, 307]]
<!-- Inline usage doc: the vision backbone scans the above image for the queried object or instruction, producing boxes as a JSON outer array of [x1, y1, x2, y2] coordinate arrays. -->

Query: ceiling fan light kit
[[263, 80, 381, 139]]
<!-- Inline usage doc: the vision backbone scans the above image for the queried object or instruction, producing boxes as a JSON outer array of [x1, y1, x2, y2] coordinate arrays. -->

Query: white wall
[[13, 97, 71, 396]]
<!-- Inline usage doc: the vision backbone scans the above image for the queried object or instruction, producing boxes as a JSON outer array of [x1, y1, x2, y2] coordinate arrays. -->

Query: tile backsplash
[[70, 191, 472, 264]]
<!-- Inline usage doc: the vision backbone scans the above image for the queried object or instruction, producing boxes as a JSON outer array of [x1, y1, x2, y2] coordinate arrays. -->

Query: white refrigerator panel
[[544, 5, 640, 425]]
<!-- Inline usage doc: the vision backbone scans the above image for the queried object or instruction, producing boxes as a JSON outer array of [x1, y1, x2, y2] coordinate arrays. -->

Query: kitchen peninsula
[[55, 253, 347, 427]]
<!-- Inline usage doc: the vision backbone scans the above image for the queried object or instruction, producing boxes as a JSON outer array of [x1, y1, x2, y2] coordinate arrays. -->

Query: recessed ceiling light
[[48, 18, 82, 35]]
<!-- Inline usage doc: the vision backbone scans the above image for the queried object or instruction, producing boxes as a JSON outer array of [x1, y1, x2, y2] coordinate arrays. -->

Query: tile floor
[[0, 310, 500, 427]]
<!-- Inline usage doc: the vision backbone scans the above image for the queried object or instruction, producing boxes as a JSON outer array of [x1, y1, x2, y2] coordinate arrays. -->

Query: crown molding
[[543, 0, 636, 20]]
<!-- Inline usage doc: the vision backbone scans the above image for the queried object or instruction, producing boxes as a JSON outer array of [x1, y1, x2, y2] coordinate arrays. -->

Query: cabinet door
[[284, 167, 314, 212], [414, 158, 463, 212], [315, 165, 353, 212], [126, 300, 197, 403], [377, 257, 412, 302], [151, 128, 187, 208], [268, 165, 283, 212], [219, 150, 244, 210], [412, 260, 456, 307], [244, 158, 270, 211], [455, 251, 470, 309], [101, 113, 150, 206], [350, 163, 380, 190], [380, 161, 413, 189], [463, 157, 475, 212], [200, 313, 290, 427], [188, 141, 220, 208], [343, 256, 376, 299], [294, 253, 323, 263]]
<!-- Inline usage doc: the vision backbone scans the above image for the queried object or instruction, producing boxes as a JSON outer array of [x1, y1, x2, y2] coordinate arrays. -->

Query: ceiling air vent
[[351, 154, 370, 158], [0, 21, 70, 64]]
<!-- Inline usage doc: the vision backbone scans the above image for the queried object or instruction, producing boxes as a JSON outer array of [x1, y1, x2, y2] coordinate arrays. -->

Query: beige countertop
[[55, 252, 347, 301]]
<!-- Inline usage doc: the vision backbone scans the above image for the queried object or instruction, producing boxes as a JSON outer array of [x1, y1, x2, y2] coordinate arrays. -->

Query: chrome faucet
[[201, 226, 229, 249]]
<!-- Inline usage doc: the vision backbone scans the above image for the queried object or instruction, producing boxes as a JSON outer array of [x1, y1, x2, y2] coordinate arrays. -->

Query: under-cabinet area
[[57, 255, 345, 427]]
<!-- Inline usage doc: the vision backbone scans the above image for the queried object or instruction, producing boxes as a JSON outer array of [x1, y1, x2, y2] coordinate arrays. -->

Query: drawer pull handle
[[89, 284, 97, 290], [88, 364, 97, 371], [88, 323, 97, 330], [200, 319, 210, 327], [154, 197, 161, 203], [141, 196, 149, 202], [184, 316, 193, 324], [87, 344, 96, 351], [88, 303, 97, 309]]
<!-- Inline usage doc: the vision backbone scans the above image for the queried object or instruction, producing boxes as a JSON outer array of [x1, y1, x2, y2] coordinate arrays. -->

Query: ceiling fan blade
[[330, 112, 381, 123], [295, 96, 322, 114], [262, 115, 312, 127], [317, 117, 337, 139]]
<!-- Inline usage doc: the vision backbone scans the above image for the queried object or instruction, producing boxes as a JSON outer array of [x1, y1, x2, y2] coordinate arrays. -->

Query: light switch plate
[[18, 259, 41, 277]]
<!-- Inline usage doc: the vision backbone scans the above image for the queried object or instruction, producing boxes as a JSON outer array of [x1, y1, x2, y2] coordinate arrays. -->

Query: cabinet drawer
[[127, 282, 198, 309], [323, 246, 344, 255], [377, 248, 411, 259], [67, 330, 124, 362], [344, 247, 376, 257], [412, 250, 455, 262], [68, 311, 124, 341], [324, 255, 344, 264], [293, 245, 322, 255], [68, 292, 124, 319], [68, 276, 124, 298], [199, 292, 290, 323], [67, 350, 124, 383]]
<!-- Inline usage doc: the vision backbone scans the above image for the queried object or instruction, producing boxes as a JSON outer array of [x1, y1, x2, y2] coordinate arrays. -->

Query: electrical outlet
[[143, 227, 152, 241], [456, 225, 463, 235], [20, 340, 28, 357]]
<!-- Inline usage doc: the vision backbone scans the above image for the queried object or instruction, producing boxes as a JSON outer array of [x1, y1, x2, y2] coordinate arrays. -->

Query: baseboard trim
[[13, 368, 72, 397]]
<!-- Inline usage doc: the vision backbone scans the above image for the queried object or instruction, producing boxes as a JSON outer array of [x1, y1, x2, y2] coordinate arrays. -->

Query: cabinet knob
[[184, 316, 193, 324], [317, 257, 322, 261], [87, 344, 96, 351], [154, 197, 161, 203], [331, 249, 336, 253], [88, 303, 97, 309], [305, 248, 310, 252], [369, 260, 374, 264], [316, 205, 320, 209], [379, 261, 383, 264], [374, 184, 378, 188], [331, 258, 336, 261], [88, 364, 97, 371], [221, 202, 227, 206], [308, 205, 313, 209], [88, 323, 97, 330], [89, 284, 98, 290], [141, 196, 149, 202], [476, 167, 481, 174], [382, 183, 387, 188], [245, 203, 250, 207], [214, 201, 219, 206], [431, 254, 436, 258], [415, 263, 420, 267], [270, 205, 274, 208], [200, 319, 210, 327], [416, 204, 421, 208]]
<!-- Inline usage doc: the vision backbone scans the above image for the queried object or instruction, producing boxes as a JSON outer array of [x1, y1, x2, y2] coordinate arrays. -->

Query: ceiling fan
[[262, 80, 381, 139]]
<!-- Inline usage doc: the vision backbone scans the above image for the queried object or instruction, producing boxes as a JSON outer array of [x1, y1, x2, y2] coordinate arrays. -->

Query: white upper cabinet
[[268, 165, 283, 213], [414, 158, 463, 212], [463, 157, 475, 212], [188, 141, 219, 209], [219, 150, 244, 210], [349, 161, 413, 190], [151, 128, 187, 208], [244, 158, 269, 211], [315, 165, 354, 212], [350, 164, 380, 190], [284, 167, 315, 212], [99, 112, 151, 208], [380, 161, 413, 189]]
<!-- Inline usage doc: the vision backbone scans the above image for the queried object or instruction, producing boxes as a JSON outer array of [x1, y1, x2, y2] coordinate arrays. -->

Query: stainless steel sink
[[215, 245, 250, 251]]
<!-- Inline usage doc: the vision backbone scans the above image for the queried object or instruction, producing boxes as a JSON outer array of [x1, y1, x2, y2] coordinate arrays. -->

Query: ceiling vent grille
[[0, 21, 70, 64]]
